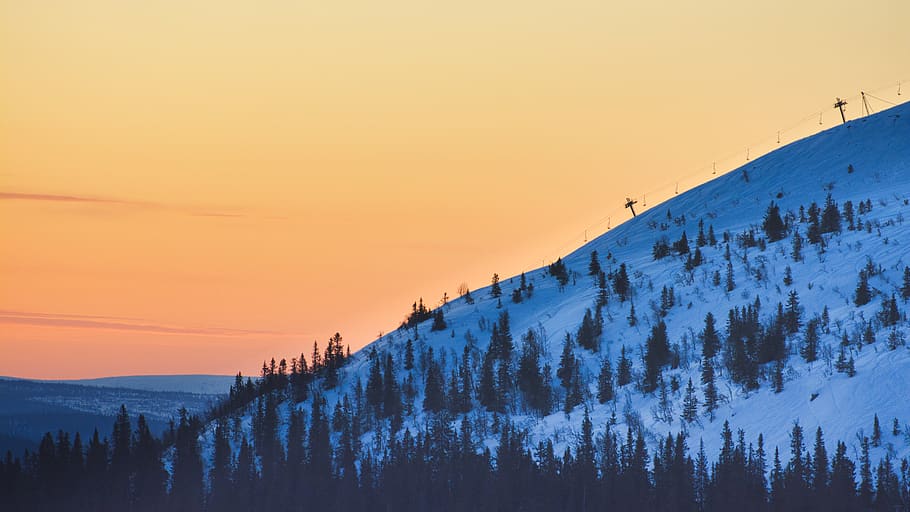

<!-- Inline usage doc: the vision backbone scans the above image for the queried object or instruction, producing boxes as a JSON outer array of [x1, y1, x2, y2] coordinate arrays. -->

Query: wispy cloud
[[0, 310, 292, 338], [0, 190, 248, 219], [0, 192, 143, 205]]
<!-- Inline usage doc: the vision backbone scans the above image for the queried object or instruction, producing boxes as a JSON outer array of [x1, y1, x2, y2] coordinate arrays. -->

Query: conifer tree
[[791, 229, 803, 261], [490, 273, 502, 298], [701, 312, 721, 359], [855, 270, 872, 306], [762, 201, 787, 242], [871, 414, 882, 447], [588, 250, 601, 276], [576, 308, 598, 351], [597, 358, 614, 403], [616, 345, 633, 387], [801, 319, 819, 363], [702, 358, 718, 421], [681, 378, 699, 424], [423, 349, 446, 413], [613, 263, 631, 302]]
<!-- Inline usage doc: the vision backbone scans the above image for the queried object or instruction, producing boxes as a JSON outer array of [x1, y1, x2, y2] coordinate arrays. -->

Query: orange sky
[[1, 0, 908, 379]]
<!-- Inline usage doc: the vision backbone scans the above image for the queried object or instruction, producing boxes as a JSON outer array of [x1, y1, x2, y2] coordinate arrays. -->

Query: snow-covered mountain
[[205, 100, 910, 475]]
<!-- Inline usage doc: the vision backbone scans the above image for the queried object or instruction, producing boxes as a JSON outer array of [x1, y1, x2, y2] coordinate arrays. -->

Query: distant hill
[[0, 377, 225, 455], [48, 374, 235, 395]]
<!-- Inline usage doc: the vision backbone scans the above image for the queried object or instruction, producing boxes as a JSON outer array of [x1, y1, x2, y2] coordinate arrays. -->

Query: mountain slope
[[208, 101, 910, 475]]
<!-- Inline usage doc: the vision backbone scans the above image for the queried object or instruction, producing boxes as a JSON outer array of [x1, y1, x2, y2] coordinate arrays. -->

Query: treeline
[[4, 399, 910, 511]]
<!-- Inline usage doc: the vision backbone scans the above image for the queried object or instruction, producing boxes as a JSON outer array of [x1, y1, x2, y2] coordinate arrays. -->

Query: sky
[[1, 0, 908, 379]]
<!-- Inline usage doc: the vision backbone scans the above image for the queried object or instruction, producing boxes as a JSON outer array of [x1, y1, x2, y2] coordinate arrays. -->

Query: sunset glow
[[2, 0, 907, 378]]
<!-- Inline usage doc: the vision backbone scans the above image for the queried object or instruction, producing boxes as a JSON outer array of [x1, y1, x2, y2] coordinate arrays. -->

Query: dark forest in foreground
[[2, 396, 909, 512]]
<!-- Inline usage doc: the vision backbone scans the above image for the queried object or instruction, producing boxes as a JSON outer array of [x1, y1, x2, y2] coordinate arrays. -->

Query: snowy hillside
[[205, 100, 910, 479]]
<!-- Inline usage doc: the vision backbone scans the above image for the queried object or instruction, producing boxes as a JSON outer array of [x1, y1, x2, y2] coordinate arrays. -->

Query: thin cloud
[[1, 190, 248, 219], [0, 310, 292, 338], [0, 191, 140, 205]]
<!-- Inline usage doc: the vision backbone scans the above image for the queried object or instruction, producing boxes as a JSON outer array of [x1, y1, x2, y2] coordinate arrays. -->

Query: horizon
[[2, 0, 908, 379]]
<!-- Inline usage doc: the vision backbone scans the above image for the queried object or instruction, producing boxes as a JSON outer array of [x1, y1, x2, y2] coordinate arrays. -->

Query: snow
[[200, 100, 910, 473]]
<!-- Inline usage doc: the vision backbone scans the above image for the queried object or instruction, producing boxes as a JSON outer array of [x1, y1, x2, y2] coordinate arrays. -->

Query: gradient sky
[[2, 0, 908, 379]]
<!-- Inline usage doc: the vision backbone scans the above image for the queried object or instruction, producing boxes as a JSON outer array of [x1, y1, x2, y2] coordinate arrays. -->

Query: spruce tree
[[597, 358, 614, 403], [762, 201, 787, 241], [855, 271, 872, 306], [588, 250, 601, 276], [491, 273, 502, 298], [423, 350, 446, 413], [702, 358, 718, 421], [701, 312, 720, 359], [616, 345, 632, 387], [871, 414, 882, 447], [681, 378, 699, 424]]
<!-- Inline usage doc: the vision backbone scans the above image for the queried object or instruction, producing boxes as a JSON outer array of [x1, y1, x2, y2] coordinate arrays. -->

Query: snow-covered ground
[[200, 100, 910, 473]]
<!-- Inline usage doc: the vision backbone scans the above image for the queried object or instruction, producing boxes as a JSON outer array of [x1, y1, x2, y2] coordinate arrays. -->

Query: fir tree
[[772, 359, 785, 393], [902, 266, 910, 300], [597, 358, 614, 403], [701, 312, 721, 359], [576, 308, 599, 351], [423, 349, 446, 413], [855, 270, 872, 306], [702, 358, 718, 421], [681, 378, 699, 424], [588, 250, 601, 276], [762, 201, 787, 241], [490, 273, 502, 298], [613, 263, 631, 302], [616, 345, 633, 387], [871, 414, 882, 447], [791, 229, 803, 262]]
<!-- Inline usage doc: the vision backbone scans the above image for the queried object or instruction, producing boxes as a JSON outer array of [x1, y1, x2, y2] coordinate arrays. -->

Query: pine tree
[[170, 408, 203, 512], [871, 414, 882, 447], [643, 320, 670, 392], [772, 359, 785, 392], [902, 267, 910, 300], [627, 301, 637, 327], [597, 358, 614, 403], [616, 345, 632, 387], [491, 273, 502, 298], [365, 349, 383, 414], [613, 263, 631, 302], [801, 319, 819, 363], [858, 437, 873, 508], [783, 265, 793, 286], [383, 353, 402, 420], [811, 427, 828, 499], [576, 308, 598, 351], [423, 349, 446, 413], [548, 257, 570, 286], [701, 312, 720, 359], [681, 378, 699, 424], [702, 358, 718, 421], [725, 261, 735, 292], [431, 308, 447, 331], [404, 338, 414, 371], [820, 193, 842, 234], [557, 333, 575, 391], [791, 229, 803, 261], [855, 270, 872, 306], [762, 201, 787, 241], [785, 290, 802, 334], [588, 250, 601, 276], [478, 350, 498, 412]]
